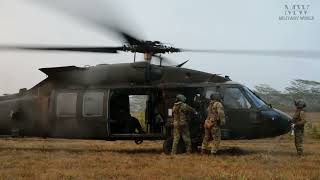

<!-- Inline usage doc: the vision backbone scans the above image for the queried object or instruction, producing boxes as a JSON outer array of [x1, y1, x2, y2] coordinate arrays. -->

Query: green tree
[[285, 79, 320, 96], [254, 80, 320, 111], [254, 84, 281, 95], [285, 79, 320, 111]]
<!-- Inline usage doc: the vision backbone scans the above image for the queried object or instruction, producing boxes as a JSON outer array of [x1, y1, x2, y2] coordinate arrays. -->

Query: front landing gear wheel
[[162, 137, 186, 155]]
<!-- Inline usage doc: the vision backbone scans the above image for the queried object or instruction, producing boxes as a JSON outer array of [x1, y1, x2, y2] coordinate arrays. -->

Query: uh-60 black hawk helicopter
[[1, 0, 311, 154]]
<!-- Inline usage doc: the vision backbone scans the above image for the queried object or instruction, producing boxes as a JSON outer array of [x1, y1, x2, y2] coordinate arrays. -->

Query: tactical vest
[[206, 100, 220, 125], [173, 102, 188, 125], [293, 110, 305, 129]]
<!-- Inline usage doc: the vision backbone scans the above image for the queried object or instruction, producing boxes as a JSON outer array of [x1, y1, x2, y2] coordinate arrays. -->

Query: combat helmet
[[176, 94, 186, 102], [210, 92, 222, 101], [294, 99, 306, 109]]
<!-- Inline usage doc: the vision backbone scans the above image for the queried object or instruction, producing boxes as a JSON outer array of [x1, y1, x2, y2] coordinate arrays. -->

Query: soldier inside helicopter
[[108, 87, 202, 138], [109, 92, 145, 134]]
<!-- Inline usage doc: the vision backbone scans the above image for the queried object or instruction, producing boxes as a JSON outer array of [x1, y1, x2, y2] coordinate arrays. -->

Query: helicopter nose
[[279, 115, 292, 134], [274, 109, 292, 135]]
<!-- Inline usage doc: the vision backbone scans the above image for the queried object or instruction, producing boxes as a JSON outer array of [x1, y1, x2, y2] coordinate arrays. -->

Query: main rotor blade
[[31, 0, 144, 45], [180, 49, 320, 59], [0, 45, 123, 53]]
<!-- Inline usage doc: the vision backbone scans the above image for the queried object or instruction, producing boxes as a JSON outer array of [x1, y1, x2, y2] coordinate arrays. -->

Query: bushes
[[306, 122, 320, 139]]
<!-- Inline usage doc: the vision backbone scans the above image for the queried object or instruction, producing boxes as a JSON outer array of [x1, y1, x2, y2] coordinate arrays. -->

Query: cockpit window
[[244, 87, 267, 108], [223, 88, 251, 109]]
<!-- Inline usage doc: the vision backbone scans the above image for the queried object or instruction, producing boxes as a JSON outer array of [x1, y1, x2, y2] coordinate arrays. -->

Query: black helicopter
[[0, 0, 308, 154]]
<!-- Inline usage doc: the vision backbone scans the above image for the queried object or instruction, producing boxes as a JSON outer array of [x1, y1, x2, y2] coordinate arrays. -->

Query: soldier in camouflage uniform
[[201, 92, 225, 154], [171, 94, 197, 155], [292, 99, 307, 156]]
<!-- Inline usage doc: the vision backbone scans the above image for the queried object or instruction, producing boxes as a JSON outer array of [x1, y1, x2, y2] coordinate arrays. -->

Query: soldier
[[127, 116, 145, 134], [201, 92, 225, 154], [171, 94, 197, 155], [292, 99, 307, 156]]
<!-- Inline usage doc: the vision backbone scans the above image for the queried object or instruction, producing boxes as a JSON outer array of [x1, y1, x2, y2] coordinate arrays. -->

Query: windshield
[[243, 87, 267, 108], [223, 87, 252, 109]]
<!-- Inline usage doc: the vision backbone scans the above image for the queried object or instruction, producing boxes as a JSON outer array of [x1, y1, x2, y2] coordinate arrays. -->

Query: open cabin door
[[107, 88, 167, 140]]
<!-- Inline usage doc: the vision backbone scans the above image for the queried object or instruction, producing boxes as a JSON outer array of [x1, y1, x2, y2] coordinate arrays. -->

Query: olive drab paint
[[0, 62, 293, 154]]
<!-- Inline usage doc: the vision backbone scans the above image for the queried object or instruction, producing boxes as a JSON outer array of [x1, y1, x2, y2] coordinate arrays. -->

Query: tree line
[[254, 79, 320, 111]]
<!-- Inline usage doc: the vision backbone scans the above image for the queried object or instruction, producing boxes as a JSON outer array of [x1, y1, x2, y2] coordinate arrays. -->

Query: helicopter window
[[83, 92, 104, 117], [56, 92, 77, 117], [223, 88, 251, 109], [205, 87, 217, 99], [244, 87, 267, 108]]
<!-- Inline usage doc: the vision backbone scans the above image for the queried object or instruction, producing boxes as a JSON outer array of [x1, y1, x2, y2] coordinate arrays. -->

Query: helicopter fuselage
[[0, 62, 291, 144]]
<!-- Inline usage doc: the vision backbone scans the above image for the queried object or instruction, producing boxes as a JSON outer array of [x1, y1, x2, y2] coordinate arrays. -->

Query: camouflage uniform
[[292, 108, 307, 156], [171, 95, 196, 154], [201, 99, 225, 154]]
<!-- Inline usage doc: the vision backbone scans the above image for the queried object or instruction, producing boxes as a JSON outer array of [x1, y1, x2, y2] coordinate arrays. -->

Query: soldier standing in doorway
[[171, 94, 197, 155], [201, 92, 225, 154], [292, 99, 307, 156]]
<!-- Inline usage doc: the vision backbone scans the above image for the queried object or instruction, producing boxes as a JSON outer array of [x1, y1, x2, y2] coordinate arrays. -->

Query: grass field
[[0, 113, 319, 179]]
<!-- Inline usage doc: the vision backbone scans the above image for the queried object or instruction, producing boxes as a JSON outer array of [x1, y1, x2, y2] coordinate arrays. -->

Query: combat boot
[[210, 149, 218, 155], [201, 148, 207, 154], [186, 147, 192, 154], [297, 151, 303, 156]]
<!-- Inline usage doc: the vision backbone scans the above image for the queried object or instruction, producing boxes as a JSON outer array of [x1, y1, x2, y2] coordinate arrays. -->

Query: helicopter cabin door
[[51, 90, 108, 139], [51, 90, 80, 138], [80, 90, 108, 139], [222, 87, 252, 139]]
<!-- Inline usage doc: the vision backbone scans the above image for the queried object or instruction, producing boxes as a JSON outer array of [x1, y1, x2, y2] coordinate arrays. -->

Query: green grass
[[1, 112, 319, 179], [0, 138, 319, 179]]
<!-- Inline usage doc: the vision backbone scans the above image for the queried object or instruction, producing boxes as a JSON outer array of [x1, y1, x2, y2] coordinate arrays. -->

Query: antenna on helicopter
[[176, 60, 189, 68]]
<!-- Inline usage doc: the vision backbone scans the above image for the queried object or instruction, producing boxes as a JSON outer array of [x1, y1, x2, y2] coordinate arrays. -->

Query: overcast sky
[[0, 0, 319, 95]]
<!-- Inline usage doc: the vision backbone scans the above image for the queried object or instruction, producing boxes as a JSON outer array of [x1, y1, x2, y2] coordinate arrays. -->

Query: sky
[[0, 0, 319, 95]]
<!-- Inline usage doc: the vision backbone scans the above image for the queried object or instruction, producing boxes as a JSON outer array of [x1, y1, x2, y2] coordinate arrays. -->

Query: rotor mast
[[144, 53, 152, 61]]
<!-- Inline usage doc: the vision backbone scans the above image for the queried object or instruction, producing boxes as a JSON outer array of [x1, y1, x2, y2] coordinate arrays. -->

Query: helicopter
[[0, 0, 312, 154]]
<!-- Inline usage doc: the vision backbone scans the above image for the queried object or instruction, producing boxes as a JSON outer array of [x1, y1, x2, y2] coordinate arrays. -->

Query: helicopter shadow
[[108, 148, 163, 154], [0, 145, 251, 155], [214, 147, 255, 156], [0, 146, 164, 154], [217, 146, 319, 157], [0, 145, 313, 156], [110, 146, 258, 156], [0, 146, 109, 153]]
